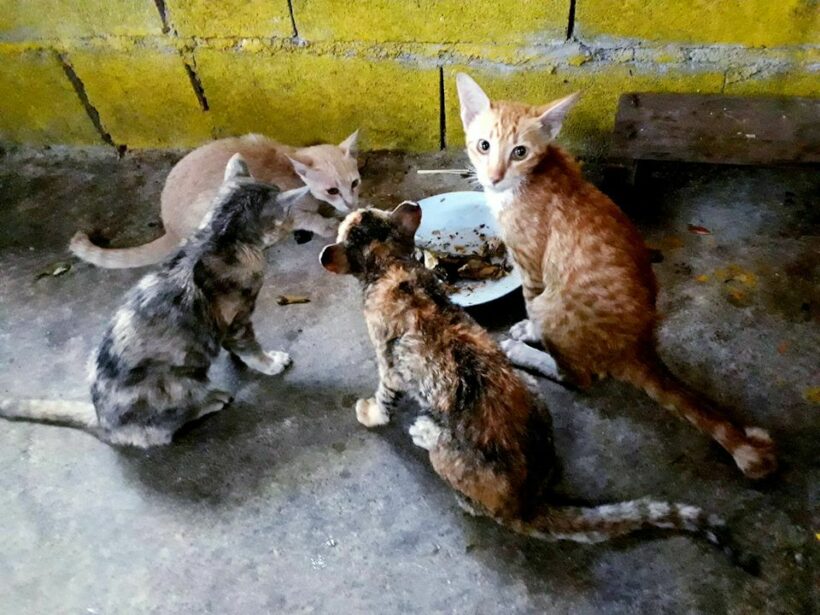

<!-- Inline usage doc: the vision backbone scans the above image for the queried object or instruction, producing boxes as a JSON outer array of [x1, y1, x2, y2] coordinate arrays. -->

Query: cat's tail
[[504, 497, 758, 574], [0, 399, 98, 431], [69, 231, 180, 269], [613, 354, 777, 480]]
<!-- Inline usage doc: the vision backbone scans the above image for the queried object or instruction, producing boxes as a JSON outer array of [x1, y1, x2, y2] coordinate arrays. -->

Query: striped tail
[[0, 398, 98, 430], [614, 355, 777, 480], [69, 231, 180, 269], [505, 497, 758, 574]]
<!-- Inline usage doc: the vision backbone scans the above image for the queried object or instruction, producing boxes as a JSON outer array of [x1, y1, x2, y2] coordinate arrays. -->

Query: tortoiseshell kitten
[[319, 203, 755, 571], [456, 72, 776, 479]]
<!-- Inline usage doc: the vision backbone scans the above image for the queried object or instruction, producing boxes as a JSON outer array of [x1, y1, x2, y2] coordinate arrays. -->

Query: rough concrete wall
[[0, 1, 817, 154]]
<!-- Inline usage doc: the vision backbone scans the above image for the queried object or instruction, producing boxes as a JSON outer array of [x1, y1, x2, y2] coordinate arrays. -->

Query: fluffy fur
[[319, 204, 756, 572], [1, 155, 292, 447], [456, 72, 777, 479], [70, 131, 361, 268]]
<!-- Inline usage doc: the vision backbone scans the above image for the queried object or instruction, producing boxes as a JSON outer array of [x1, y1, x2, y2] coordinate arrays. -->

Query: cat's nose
[[489, 171, 504, 185]]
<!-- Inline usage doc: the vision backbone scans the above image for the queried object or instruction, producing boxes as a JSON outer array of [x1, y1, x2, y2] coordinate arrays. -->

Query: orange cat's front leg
[[508, 319, 541, 344], [499, 339, 565, 383]]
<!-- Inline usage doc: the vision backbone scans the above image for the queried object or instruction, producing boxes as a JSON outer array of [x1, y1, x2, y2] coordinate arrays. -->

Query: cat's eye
[[327, 187, 340, 195], [512, 145, 528, 160], [477, 139, 490, 153], [351, 179, 360, 189]]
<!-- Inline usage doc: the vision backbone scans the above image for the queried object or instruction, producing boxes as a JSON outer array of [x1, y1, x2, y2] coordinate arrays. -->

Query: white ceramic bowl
[[415, 191, 521, 307]]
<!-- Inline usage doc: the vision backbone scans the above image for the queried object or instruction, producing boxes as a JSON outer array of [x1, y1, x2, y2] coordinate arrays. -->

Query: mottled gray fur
[[0, 155, 299, 447]]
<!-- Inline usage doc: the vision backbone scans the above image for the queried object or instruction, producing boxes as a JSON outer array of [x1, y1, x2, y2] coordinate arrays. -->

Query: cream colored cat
[[70, 131, 361, 268]]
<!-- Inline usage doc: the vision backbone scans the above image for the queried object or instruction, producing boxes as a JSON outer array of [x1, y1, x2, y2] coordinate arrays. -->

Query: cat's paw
[[355, 397, 390, 428], [262, 229, 285, 247], [513, 369, 539, 391], [733, 427, 777, 480], [245, 350, 292, 376], [500, 339, 564, 382], [314, 218, 340, 238], [409, 415, 441, 450], [455, 494, 482, 517], [509, 319, 538, 343], [293, 213, 339, 238], [500, 338, 522, 357], [197, 390, 233, 418], [206, 389, 233, 405]]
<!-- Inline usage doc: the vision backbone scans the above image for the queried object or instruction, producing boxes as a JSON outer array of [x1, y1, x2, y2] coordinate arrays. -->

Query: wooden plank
[[611, 93, 820, 166]]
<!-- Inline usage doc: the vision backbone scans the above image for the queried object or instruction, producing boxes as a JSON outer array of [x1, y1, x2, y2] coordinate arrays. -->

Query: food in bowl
[[415, 191, 521, 307], [415, 225, 513, 294]]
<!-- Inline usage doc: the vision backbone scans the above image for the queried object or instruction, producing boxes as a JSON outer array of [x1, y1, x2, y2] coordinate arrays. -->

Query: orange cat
[[455, 73, 776, 480]]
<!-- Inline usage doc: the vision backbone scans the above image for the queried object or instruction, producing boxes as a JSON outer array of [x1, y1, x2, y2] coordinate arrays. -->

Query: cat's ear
[[287, 154, 313, 180], [339, 129, 360, 158], [276, 185, 311, 214], [456, 73, 490, 130], [536, 92, 580, 140], [319, 243, 350, 274], [224, 153, 251, 181], [390, 201, 422, 236]]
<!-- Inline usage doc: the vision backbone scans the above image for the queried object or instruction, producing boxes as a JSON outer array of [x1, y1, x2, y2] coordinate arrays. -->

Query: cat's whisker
[[416, 168, 473, 177]]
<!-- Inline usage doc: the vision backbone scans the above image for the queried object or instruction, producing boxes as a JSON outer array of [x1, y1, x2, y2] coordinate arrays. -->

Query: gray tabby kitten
[[0, 155, 300, 447]]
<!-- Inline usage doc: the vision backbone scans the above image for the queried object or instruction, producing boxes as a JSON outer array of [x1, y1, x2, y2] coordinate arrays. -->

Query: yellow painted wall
[[0, 0, 817, 153]]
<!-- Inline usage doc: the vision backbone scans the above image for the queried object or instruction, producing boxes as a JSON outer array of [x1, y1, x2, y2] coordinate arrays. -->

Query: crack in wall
[[153, 0, 172, 35], [152, 0, 211, 115], [56, 52, 122, 152], [287, 0, 300, 39], [438, 66, 446, 150], [566, 0, 577, 40], [184, 60, 210, 111]]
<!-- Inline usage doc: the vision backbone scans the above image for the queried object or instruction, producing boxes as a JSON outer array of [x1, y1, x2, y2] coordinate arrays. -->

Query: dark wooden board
[[611, 93, 820, 166]]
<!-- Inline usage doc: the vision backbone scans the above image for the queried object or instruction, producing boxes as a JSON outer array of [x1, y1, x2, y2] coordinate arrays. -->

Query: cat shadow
[[370, 399, 609, 600], [465, 287, 527, 332], [380, 400, 754, 601], [114, 356, 362, 506]]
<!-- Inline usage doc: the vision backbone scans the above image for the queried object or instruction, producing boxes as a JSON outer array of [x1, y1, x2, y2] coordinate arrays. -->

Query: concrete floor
[[0, 145, 817, 614]]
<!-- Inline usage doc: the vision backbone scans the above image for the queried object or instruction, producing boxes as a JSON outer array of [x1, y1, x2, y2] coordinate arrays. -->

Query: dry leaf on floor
[[715, 264, 758, 288], [726, 288, 750, 307], [804, 387, 820, 404], [277, 295, 310, 306], [35, 261, 72, 280], [777, 341, 790, 355], [687, 224, 712, 235]]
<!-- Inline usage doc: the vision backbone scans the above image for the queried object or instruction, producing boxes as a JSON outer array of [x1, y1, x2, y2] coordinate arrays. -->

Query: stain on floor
[[0, 146, 817, 614]]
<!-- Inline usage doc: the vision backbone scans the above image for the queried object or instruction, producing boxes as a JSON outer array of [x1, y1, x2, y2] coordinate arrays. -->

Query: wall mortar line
[[287, 0, 300, 39], [56, 52, 120, 151], [153, 0, 172, 35], [184, 60, 210, 111], [566, 0, 577, 40], [438, 66, 447, 150]]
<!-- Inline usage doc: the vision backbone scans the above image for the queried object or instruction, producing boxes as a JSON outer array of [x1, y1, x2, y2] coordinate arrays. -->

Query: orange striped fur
[[455, 73, 776, 479]]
